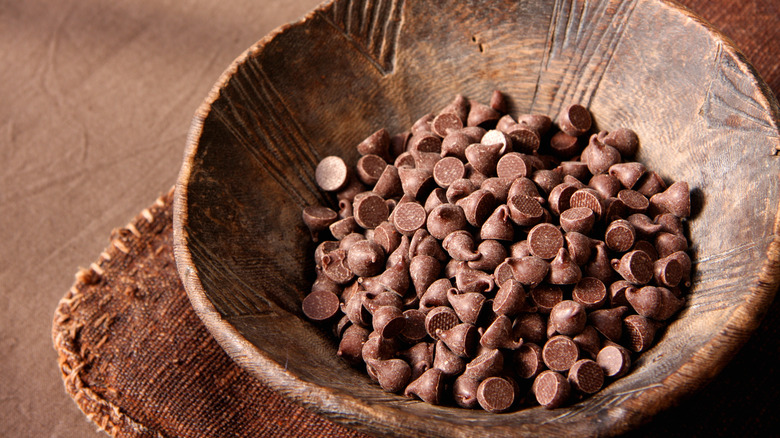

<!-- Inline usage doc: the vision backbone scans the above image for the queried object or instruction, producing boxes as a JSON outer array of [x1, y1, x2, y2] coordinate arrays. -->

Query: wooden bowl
[[173, 0, 780, 436]]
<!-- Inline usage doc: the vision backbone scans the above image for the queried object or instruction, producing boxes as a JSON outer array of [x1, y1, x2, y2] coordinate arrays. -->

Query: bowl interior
[[174, 0, 780, 436]]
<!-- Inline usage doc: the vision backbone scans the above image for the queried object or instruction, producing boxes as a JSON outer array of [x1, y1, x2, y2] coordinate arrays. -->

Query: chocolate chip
[[532, 169, 563, 196], [398, 168, 435, 200], [468, 239, 508, 271], [432, 112, 464, 137], [530, 283, 563, 313], [489, 90, 507, 113], [433, 339, 466, 376], [548, 247, 582, 285], [604, 219, 636, 252], [589, 173, 622, 199], [441, 131, 472, 160], [426, 203, 468, 240], [437, 322, 479, 358], [560, 207, 596, 234], [366, 358, 412, 393], [493, 259, 516, 287], [479, 177, 514, 203], [447, 290, 486, 325], [419, 278, 453, 313], [654, 232, 688, 258], [597, 343, 632, 378], [492, 279, 527, 317], [635, 170, 667, 197], [456, 189, 496, 227], [609, 162, 646, 189], [586, 241, 614, 284], [480, 204, 515, 241], [508, 177, 545, 204], [568, 359, 604, 394], [455, 266, 495, 294], [357, 128, 391, 158], [508, 194, 544, 226], [496, 114, 518, 133], [477, 377, 516, 413], [356, 154, 388, 186], [315, 156, 350, 191], [481, 130, 513, 155], [623, 314, 658, 352], [432, 156, 466, 188], [654, 255, 683, 288], [404, 368, 445, 405], [393, 201, 427, 236], [602, 128, 639, 157], [301, 290, 340, 321], [626, 285, 684, 320], [496, 152, 534, 179], [467, 101, 501, 127], [542, 335, 579, 372], [410, 254, 441, 297], [302, 205, 338, 240], [549, 300, 587, 337], [453, 374, 481, 409], [573, 325, 602, 358], [439, 94, 470, 123], [518, 114, 553, 135], [400, 342, 433, 381], [465, 142, 502, 176], [650, 181, 691, 218], [547, 183, 578, 216], [509, 240, 531, 258], [558, 104, 592, 137], [582, 134, 621, 175], [423, 188, 448, 214], [528, 223, 565, 260], [321, 249, 354, 284], [513, 343, 544, 379], [612, 250, 654, 285], [558, 161, 590, 182], [510, 256, 550, 288], [353, 193, 389, 229], [533, 370, 571, 409], [569, 188, 604, 220], [425, 306, 460, 340], [513, 313, 546, 345], [572, 277, 608, 310], [442, 230, 480, 261], [464, 348, 504, 381], [372, 305, 406, 338], [667, 250, 692, 287], [338, 324, 370, 365], [550, 131, 580, 158], [617, 189, 650, 214], [564, 231, 593, 266], [481, 315, 522, 350], [507, 126, 541, 154], [655, 212, 686, 236], [346, 239, 386, 277]]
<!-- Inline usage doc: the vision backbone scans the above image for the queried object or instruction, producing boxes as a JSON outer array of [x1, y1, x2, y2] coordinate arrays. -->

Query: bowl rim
[[173, 0, 780, 436]]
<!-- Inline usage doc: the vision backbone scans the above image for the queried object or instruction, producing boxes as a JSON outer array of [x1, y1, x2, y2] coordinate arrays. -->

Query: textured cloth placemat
[[52, 188, 367, 438], [51, 188, 779, 437]]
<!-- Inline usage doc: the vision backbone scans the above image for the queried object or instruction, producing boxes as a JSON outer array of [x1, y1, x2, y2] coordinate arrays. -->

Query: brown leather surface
[[2, 0, 779, 436]]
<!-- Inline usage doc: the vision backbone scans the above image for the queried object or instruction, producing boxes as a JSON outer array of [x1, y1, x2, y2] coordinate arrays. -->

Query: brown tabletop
[[3, 0, 779, 436]]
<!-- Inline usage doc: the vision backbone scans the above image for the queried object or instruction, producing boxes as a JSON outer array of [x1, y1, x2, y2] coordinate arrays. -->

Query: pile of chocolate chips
[[300, 91, 691, 412]]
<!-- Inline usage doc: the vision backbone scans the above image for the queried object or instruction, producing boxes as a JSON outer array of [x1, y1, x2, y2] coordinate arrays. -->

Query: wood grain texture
[[174, 0, 780, 436]]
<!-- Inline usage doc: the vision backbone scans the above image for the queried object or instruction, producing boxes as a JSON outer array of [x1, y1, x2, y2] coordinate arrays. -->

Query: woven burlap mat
[[51, 188, 368, 438], [52, 188, 779, 437]]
